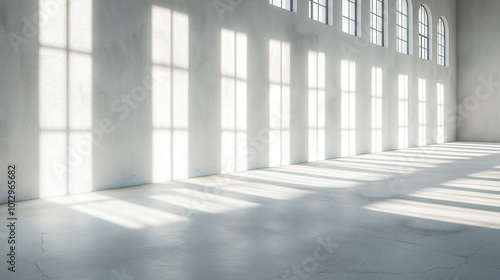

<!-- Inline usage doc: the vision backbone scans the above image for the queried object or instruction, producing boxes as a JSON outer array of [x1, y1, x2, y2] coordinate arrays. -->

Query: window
[[269, 0, 293, 11], [309, 0, 328, 24], [370, 0, 384, 46], [342, 0, 357, 35], [437, 18, 447, 66], [418, 5, 430, 60], [396, 0, 409, 54]]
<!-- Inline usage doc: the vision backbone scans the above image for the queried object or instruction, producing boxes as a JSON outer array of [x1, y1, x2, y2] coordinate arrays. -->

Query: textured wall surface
[[457, 0, 500, 141], [0, 0, 457, 203]]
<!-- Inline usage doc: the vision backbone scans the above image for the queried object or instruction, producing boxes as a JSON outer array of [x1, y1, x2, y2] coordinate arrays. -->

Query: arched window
[[370, 0, 384, 46], [418, 5, 430, 60], [343, 0, 358, 36], [437, 17, 448, 66], [396, 0, 409, 54]]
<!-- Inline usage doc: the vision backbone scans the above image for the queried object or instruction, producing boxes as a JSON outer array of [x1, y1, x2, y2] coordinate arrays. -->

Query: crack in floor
[[354, 245, 484, 276], [34, 262, 52, 280], [40, 232, 46, 253], [34, 232, 52, 280], [419, 245, 484, 274]]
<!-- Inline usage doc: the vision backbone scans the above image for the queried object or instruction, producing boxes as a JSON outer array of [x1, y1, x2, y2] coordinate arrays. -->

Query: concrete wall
[[457, 0, 500, 141], [0, 0, 457, 203]]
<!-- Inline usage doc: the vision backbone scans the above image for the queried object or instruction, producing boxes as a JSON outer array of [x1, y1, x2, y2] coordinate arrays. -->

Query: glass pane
[[343, 0, 349, 16], [319, 7, 326, 23], [342, 18, 349, 33]]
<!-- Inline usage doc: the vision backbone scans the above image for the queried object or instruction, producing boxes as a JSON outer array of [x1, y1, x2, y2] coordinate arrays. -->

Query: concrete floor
[[2, 142, 500, 280]]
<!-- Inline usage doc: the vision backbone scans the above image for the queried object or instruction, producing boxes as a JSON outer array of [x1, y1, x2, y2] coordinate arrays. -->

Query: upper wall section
[[457, 0, 500, 141], [0, 0, 457, 203]]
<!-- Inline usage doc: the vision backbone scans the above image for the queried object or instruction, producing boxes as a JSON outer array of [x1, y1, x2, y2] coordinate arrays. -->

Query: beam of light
[[365, 199, 500, 229], [437, 83, 445, 144], [414, 147, 493, 156], [468, 171, 500, 180], [444, 143, 500, 149], [308, 51, 326, 162], [221, 29, 247, 173], [39, 48, 67, 131], [68, 50, 93, 195], [152, 6, 189, 182], [39, 0, 93, 197], [152, 6, 172, 182], [308, 52, 318, 162], [418, 78, 427, 146], [389, 148, 478, 158], [40, 131, 67, 198], [39, 0, 67, 48], [410, 188, 500, 208], [371, 67, 383, 153], [69, 0, 92, 53], [338, 156, 430, 169], [152, 6, 171, 65], [240, 169, 360, 189], [151, 188, 260, 214], [68, 53, 92, 131], [343, 155, 432, 168], [172, 11, 190, 180], [381, 150, 460, 162], [185, 174, 314, 200], [290, 164, 386, 181], [426, 147, 495, 155], [68, 132, 92, 194], [443, 178, 500, 192], [398, 74, 409, 149], [48, 193, 187, 229], [151, 64, 172, 182], [341, 60, 356, 157], [269, 40, 291, 167], [223, 182, 313, 200], [68, 0, 93, 195], [317, 159, 414, 174]]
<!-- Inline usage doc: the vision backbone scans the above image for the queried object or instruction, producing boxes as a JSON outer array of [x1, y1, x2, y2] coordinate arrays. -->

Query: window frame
[[370, 0, 385, 46], [269, 0, 294, 12], [396, 0, 409, 54], [309, 0, 330, 24], [342, 0, 358, 36], [418, 5, 431, 60], [437, 17, 448, 67]]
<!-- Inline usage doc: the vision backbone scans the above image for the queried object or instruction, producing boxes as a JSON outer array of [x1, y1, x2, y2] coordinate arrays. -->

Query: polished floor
[[2, 142, 500, 280]]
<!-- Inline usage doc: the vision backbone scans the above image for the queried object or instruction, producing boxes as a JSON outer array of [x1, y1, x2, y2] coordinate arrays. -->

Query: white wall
[[0, 0, 457, 203], [457, 0, 500, 141]]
